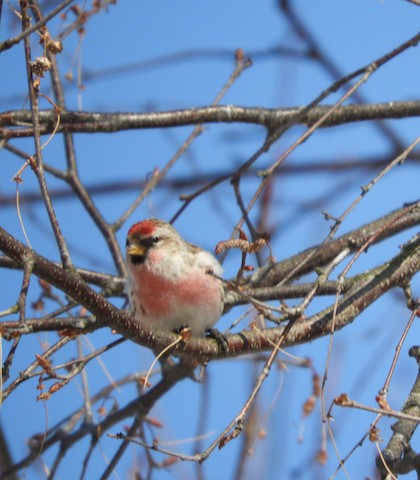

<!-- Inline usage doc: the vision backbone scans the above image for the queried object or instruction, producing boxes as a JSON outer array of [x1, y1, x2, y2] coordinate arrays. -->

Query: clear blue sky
[[1, 1, 419, 479]]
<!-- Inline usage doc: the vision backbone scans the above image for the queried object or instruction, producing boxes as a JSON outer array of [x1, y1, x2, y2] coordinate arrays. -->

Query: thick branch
[[0, 202, 419, 359], [222, 234, 420, 358], [0, 227, 418, 361], [1, 101, 420, 137], [0, 225, 139, 336], [248, 201, 420, 287], [377, 346, 420, 478]]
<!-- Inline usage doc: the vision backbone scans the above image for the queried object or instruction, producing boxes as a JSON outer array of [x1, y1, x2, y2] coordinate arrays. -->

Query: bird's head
[[126, 219, 163, 265]]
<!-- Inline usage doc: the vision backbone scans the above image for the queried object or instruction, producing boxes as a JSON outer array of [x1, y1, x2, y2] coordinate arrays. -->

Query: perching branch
[[0, 207, 419, 360]]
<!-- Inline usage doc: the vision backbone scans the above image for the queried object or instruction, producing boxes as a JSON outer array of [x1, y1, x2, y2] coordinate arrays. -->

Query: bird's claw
[[206, 328, 228, 353]]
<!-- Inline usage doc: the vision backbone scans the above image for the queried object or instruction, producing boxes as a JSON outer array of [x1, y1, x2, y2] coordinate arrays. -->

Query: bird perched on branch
[[125, 219, 224, 337]]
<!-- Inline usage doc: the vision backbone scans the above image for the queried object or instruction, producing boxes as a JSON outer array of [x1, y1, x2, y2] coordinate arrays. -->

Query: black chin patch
[[129, 255, 146, 265]]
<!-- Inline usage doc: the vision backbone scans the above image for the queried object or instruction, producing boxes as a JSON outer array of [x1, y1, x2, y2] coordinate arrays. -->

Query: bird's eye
[[152, 236, 159, 243]]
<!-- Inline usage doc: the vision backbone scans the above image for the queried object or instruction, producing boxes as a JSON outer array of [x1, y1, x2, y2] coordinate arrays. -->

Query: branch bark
[[377, 346, 420, 478], [0, 212, 419, 360], [1, 101, 420, 138]]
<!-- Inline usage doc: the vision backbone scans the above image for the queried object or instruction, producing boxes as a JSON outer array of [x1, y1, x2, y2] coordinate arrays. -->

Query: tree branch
[[377, 345, 420, 478], [1, 101, 420, 138]]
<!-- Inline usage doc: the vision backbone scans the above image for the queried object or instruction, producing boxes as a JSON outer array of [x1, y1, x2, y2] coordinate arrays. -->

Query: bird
[[125, 219, 224, 337]]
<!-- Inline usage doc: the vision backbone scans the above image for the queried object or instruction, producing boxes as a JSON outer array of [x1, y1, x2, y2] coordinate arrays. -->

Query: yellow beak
[[127, 244, 146, 257]]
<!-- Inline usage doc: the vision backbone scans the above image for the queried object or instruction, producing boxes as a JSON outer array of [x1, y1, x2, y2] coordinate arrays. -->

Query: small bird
[[125, 219, 224, 337]]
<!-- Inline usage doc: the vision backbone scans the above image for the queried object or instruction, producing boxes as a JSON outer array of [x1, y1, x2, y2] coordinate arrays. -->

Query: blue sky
[[1, 1, 420, 479]]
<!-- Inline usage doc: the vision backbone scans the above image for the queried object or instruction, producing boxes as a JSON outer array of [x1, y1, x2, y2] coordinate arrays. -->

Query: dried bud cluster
[[31, 56, 52, 77]]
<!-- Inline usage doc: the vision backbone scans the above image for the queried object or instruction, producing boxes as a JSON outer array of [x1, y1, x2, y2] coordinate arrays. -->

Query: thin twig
[[0, 0, 74, 53], [20, 2, 73, 270]]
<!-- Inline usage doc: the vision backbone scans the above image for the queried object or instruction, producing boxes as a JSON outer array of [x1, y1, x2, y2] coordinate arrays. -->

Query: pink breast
[[130, 268, 219, 318]]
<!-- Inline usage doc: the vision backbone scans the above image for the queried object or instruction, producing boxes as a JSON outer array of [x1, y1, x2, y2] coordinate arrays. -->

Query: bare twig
[[0, 0, 73, 53], [19, 2, 73, 270]]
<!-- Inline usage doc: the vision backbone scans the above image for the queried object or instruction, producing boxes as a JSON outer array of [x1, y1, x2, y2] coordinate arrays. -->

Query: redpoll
[[125, 219, 224, 337]]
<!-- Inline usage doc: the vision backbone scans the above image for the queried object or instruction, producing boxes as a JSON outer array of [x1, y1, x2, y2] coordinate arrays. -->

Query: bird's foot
[[206, 328, 228, 353]]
